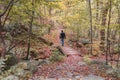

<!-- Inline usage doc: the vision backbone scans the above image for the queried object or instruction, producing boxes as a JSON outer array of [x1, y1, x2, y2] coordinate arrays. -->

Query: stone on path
[[82, 74, 105, 80], [78, 61, 87, 66], [45, 78, 56, 80]]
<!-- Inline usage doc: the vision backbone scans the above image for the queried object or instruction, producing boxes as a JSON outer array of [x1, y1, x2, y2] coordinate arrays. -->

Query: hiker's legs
[[61, 39, 64, 46]]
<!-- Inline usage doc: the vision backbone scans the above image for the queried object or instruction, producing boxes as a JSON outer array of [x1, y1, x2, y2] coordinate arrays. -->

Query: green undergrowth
[[83, 55, 92, 65], [83, 54, 120, 79]]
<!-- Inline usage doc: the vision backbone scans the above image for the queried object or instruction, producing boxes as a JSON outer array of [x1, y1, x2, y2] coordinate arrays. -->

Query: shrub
[[0, 58, 6, 74], [83, 55, 92, 64]]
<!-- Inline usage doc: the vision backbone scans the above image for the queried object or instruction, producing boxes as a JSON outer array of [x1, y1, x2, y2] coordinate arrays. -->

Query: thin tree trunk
[[0, 0, 14, 58], [117, 33, 120, 67], [0, 35, 6, 58], [44, 4, 46, 16], [110, 29, 118, 61], [87, 0, 93, 55], [77, 27, 79, 41], [0, 0, 14, 17], [116, 0, 120, 67], [100, 2, 109, 52], [106, 0, 112, 65], [26, 0, 34, 60], [94, 0, 99, 39], [2, 1, 14, 27], [96, 0, 99, 21], [49, 6, 52, 16]]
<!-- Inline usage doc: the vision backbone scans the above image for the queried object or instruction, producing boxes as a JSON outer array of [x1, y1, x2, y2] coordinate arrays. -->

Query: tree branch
[[0, 0, 14, 17], [7, 37, 28, 53], [2, 1, 14, 27]]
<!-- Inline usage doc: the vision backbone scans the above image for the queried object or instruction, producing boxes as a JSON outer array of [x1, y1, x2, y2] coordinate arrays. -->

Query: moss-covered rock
[[1, 75, 19, 80], [4, 53, 18, 70], [49, 49, 65, 62], [80, 38, 90, 45]]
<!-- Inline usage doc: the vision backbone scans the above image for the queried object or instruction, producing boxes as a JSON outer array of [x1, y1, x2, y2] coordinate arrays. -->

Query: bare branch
[[0, 0, 14, 17], [2, 1, 14, 27]]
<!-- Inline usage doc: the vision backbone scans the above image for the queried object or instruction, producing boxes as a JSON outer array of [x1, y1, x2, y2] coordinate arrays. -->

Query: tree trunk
[[117, 33, 120, 67], [96, 0, 99, 22], [0, 0, 14, 58], [94, 0, 99, 39], [44, 4, 46, 16], [49, 6, 52, 16], [26, 0, 34, 60], [100, 1, 109, 52], [116, 0, 120, 67], [77, 27, 79, 41], [87, 0, 93, 55], [106, 0, 112, 65], [0, 35, 6, 58]]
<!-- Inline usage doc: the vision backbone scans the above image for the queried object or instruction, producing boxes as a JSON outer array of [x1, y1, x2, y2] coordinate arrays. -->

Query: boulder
[[106, 68, 114, 75], [113, 68, 120, 78], [80, 38, 90, 45], [75, 75, 81, 79], [78, 61, 87, 66], [39, 59, 50, 65], [4, 54, 18, 70], [27, 60, 39, 73], [82, 74, 105, 80], [1, 75, 19, 80], [15, 68, 25, 76], [15, 62, 28, 70]]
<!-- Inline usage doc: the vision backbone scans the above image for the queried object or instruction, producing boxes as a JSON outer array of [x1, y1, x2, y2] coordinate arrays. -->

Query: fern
[[0, 58, 6, 74]]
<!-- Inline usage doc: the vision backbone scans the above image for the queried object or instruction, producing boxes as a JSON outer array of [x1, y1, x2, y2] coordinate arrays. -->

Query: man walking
[[59, 30, 66, 46]]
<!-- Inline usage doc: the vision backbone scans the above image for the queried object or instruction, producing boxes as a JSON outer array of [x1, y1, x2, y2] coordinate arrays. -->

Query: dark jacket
[[60, 32, 66, 39]]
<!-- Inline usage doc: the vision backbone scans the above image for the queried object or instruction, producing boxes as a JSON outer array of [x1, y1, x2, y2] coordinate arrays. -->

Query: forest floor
[[30, 28, 119, 80]]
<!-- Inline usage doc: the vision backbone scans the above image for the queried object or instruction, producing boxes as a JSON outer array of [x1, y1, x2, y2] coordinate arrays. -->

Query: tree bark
[[0, 0, 14, 17], [49, 6, 52, 16], [106, 0, 112, 65], [116, 0, 120, 67], [26, 0, 34, 60], [100, 1, 109, 51], [2, 2, 14, 27], [0, 35, 6, 58], [87, 0, 93, 55], [0, 0, 14, 58], [96, 0, 99, 21], [94, 0, 99, 39], [117, 33, 120, 67]]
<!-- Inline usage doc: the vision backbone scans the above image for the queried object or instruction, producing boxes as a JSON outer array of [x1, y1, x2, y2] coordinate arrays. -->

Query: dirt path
[[31, 45, 105, 80], [32, 46, 90, 79], [30, 29, 105, 80]]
